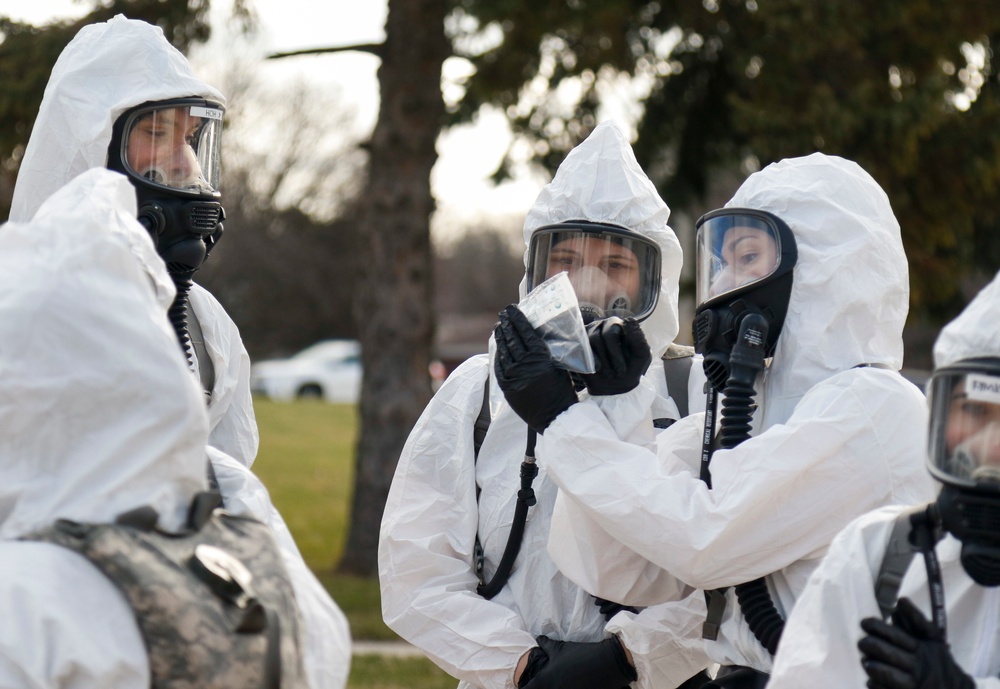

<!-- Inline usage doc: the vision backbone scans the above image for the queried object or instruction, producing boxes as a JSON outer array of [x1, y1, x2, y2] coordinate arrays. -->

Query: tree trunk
[[339, 0, 448, 576]]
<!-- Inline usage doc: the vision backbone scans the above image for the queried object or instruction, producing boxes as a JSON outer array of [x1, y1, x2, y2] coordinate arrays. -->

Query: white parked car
[[250, 339, 362, 403]]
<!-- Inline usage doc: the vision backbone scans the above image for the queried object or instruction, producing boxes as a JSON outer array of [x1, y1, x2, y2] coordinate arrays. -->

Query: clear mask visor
[[696, 213, 784, 306], [120, 102, 223, 194], [526, 224, 661, 322], [928, 366, 1000, 488]]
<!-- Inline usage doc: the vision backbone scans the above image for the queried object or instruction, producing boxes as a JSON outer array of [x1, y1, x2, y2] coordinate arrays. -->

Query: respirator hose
[[167, 275, 196, 370], [477, 429, 539, 600], [721, 313, 786, 655], [734, 578, 783, 655], [719, 376, 756, 449], [700, 313, 787, 653]]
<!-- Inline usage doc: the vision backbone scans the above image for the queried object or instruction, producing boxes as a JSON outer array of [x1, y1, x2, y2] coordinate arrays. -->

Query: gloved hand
[[521, 634, 637, 689], [494, 305, 577, 433], [581, 317, 652, 397], [858, 597, 974, 689], [516, 646, 550, 688]]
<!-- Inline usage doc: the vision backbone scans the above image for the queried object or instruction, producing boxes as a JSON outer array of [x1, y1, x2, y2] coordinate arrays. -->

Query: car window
[[323, 354, 361, 369]]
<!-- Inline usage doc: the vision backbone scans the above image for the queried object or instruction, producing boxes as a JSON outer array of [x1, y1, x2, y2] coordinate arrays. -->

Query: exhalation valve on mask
[[578, 293, 633, 325], [143, 168, 166, 185], [608, 292, 632, 313], [971, 465, 1000, 484]]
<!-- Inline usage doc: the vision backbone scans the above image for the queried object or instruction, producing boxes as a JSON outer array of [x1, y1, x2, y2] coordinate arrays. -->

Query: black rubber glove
[[494, 305, 577, 433], [517, 646, 550, 688], [521, 634, 637, 689], [593, 596, 639, 621], [858, 597, 974, 689], [581, 317, 652, 397]]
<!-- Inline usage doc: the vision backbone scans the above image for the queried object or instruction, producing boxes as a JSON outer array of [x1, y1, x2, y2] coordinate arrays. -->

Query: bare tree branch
[[267, 42, 385, 60]]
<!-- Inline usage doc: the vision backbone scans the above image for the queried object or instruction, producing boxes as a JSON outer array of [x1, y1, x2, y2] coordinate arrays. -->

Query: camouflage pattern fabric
[[26, 507, 307, 689]]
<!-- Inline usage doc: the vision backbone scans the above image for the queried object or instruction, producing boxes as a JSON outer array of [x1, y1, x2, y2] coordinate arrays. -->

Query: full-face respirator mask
[[927, 358, 1000, 586], [525, 221, 662, 326], [107, 97, 226, 377], [692, 208, 797, 394], [107, 97, 226, 277]]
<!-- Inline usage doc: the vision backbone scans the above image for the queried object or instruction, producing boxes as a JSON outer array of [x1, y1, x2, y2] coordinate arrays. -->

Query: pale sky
[[0, 0, 545, 242]]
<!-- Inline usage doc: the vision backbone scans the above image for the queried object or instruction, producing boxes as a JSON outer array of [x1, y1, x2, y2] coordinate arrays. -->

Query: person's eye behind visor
[[526, 222, 662, 323], [120, 103, 224, 194], [928, 363, 1000, 489], [695, 211, 789, 306]]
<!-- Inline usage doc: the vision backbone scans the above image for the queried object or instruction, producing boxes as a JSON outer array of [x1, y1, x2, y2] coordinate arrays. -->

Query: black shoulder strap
[[874, 504, 930, 619], [661, 343, 695, 419], [473, 374, 492, 578], [473, 376, 492, 462]]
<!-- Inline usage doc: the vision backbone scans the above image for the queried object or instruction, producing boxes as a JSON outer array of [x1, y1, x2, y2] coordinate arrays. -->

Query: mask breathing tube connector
[[477, 429, 539, 600], [719, 314, 768, 449], [159, 236, 209, 373]]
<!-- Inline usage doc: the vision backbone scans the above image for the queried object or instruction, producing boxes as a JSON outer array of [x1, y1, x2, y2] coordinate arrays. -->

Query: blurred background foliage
[[2, 0, 998, 364], [450, 0, 1000, 350]]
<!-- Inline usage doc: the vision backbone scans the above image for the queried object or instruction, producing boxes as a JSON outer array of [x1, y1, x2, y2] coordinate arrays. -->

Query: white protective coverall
[[8, 17, 350, 689], [379, 121, 711, 689], [538, 153, 938, 672], [767, 269, 1000, 689], [0, 168, 233, 686]]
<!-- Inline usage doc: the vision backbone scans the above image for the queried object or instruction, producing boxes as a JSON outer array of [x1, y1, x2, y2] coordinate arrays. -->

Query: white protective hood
[[727, 153, 909, 429], [521, 120, 683, 358], [10, 15, 225, 223], [933, 268, 1000, 368], [0, 167, 208, 539]]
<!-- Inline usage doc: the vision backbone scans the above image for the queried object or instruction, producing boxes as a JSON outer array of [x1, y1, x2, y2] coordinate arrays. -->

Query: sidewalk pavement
[[352, 640, 425, 657]]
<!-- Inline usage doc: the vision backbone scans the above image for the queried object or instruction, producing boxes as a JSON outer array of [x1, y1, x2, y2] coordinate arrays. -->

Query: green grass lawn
[[347, 656, 456, 689], [251, 398, 356, 572], [250, 397, 395, 638], [251, 397, 455, 687]]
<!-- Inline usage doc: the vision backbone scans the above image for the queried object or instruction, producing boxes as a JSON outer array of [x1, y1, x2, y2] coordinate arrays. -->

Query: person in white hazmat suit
[[0, 167, 308, 687], [492, 152, 938, 687], [379, 121, 712, 689], [767, 268, 1000, 689], [8, 17, 350, 689]]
